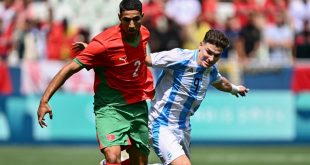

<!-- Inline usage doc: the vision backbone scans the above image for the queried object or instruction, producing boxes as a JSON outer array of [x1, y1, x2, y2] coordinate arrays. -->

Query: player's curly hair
[[119, 0, 142, 13], [203, 29, 230, 50]]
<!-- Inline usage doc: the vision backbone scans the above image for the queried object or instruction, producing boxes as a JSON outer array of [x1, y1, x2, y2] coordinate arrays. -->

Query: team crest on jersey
[[106, 134, 116, 141], [187, 68, 194, 73]]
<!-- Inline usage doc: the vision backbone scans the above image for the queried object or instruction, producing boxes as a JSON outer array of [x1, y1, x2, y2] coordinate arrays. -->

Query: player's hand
[[71, 42, 88, 54], [37, 101, 53, 128], [232, 85, 249, 97]]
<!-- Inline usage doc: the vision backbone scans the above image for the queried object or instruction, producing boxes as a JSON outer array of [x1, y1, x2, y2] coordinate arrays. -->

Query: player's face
[[198, 42, 222, 68], [119, 10, 143, 36]]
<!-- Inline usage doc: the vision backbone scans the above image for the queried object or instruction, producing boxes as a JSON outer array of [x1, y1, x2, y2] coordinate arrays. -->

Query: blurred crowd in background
[[0, 0, 310, 94]]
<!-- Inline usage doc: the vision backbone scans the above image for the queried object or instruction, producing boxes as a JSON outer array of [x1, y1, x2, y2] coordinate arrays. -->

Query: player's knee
[[104, 153, 121, 163], [102, 147, 121, 163]]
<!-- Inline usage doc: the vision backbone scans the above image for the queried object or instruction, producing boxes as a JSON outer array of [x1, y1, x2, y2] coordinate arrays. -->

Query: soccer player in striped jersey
[[37, 0, 154, 165], [145, 29, 249, 165]]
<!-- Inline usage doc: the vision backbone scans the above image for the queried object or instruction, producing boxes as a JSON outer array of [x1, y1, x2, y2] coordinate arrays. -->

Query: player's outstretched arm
[[37, 61, 83, 128], [145, 55, 152, 66], [212, 77, 249, 97]]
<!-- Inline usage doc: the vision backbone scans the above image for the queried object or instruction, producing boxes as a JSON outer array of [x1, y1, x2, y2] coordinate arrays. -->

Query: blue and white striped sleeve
[[150, 48, 185, 69], [210, 64, 222, 84]]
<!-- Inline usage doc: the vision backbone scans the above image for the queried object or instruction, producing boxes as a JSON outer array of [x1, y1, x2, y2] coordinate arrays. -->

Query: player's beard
[[127, 28, 137, 35]]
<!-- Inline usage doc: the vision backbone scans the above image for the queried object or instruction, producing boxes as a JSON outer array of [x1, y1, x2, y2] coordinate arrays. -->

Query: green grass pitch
[[0, 145, 310, 165]]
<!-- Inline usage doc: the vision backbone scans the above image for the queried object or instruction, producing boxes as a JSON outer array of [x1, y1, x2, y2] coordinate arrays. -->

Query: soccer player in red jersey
[[37, 0, 154, 165]]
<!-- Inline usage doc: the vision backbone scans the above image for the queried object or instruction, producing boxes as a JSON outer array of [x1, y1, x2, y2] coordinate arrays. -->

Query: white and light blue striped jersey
[[149, 48, 222, 130]]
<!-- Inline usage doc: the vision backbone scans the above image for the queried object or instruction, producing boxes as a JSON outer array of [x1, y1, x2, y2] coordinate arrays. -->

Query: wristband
[[230, 84, 239, 95]]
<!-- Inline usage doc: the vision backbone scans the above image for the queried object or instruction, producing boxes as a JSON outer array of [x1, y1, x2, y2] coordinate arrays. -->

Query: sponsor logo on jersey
[[118, 56, 127, 63], [111, 55, 128, 65]]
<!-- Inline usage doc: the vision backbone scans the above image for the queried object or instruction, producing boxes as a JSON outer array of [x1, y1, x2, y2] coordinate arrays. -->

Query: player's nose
[[129, 20, 136, 28], [208, 55, 214, 61]]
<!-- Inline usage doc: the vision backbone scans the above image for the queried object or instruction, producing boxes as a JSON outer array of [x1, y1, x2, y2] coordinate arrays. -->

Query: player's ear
[[141, 12, 144, 18], [199, 42, 203, 49], [118, 13, 121, 21]]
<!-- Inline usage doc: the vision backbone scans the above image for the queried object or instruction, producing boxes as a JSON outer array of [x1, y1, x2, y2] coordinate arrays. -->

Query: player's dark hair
[[203, 29, 230, 49], [119, 0, 142, 13]]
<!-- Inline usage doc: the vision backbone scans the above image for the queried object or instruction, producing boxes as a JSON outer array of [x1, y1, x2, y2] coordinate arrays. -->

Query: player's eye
[[206, 49, 220, 57], [122, 16, 141, 23], [132, 16, 141, 21], [122, 17, 131, 23]]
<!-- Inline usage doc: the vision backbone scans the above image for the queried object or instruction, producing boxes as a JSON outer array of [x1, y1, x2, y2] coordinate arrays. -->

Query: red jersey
[[74, 25, 154, 107]]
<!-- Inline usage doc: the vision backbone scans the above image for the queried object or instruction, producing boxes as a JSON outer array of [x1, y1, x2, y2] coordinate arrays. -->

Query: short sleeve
[[150, 48, 187, 69], [75, 39, 107, 70], [210, 64, 222, 84]]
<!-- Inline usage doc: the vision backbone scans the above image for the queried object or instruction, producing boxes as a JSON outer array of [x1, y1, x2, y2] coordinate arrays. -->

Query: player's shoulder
[[156, 48, 193, 58], [212, 63, 219, 70], [93, 25, 121, 43], [140, 25, 150, 34], [171, 48, 195, 59], [163, 48, 195, 63], [168, 48, 188, 53], [208, 63, 219, 75], [140, 25, 150, 40]]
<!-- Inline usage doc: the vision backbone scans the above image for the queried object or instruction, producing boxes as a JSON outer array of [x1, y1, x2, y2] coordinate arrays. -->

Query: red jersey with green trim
[[74, 25, 154, 107]]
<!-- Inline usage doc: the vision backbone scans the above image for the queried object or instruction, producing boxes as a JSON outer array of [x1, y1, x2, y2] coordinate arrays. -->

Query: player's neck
[[125, 33, 139, 42], [124, 33, 140, 47]]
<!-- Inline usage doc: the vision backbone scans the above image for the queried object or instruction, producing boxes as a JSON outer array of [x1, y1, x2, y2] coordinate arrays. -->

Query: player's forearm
[[213, 77, 249, 97], [40, 61, 82, 103], [145, 55, 152, 66], [212, 77, 233, 93], [40, 71, 70, 103]]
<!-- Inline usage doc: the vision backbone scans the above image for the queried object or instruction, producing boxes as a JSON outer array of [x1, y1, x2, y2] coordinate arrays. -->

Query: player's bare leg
[[170, 155, 191, 165], [127, 145, 148, 165], [99, 150, 137, 165], [101, 146, 122, 164]]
